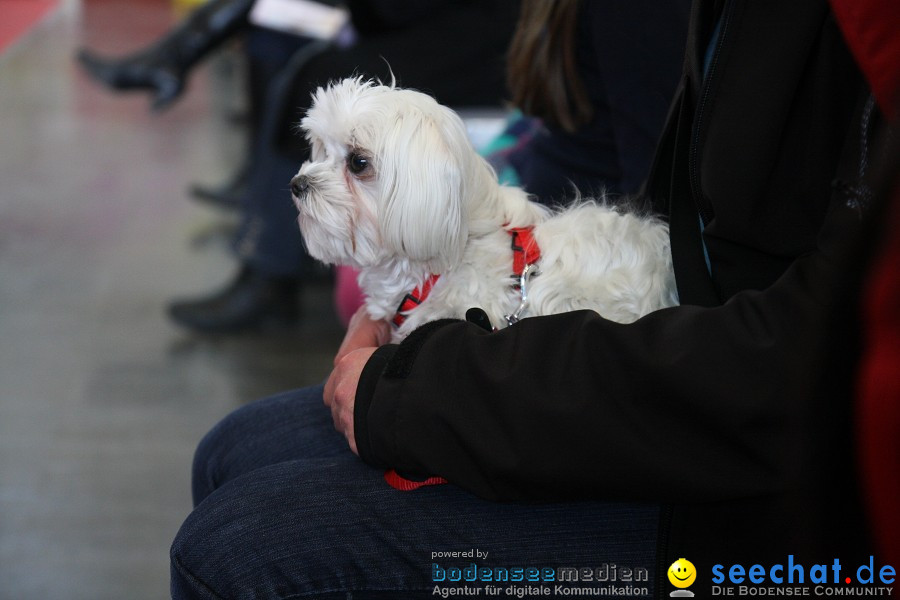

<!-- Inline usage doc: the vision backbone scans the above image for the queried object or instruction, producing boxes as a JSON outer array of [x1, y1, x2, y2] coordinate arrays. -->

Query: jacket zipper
[[689, 0, 736, 227], [655, 504, 674, 600]]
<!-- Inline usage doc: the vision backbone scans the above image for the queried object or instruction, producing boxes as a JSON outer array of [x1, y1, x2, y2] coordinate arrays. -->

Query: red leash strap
[[508, 227, 541, 276], [391, 274, 440, 328], [384, 469, 449, 490], [387, 275, 445, 489], [385, 227, 541, 491]]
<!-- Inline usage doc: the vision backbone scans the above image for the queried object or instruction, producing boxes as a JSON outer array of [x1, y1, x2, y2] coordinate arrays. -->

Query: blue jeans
[[170, 385, 660, 599]]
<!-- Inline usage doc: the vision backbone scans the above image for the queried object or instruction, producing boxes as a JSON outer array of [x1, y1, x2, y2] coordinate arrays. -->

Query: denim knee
[[190, 385, 334, 505], [190, 416, 231, 506]]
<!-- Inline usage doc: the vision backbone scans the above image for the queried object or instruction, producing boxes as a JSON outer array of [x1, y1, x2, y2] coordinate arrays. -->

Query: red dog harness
[[390, 226, 541, 328], [390, 274, 440, 328], [508, 226, 542, 280], [385, 226, 541, 491]]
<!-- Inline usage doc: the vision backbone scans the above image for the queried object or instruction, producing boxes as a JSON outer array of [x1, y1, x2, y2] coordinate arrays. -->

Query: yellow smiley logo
[[668, 558, 696, 588]]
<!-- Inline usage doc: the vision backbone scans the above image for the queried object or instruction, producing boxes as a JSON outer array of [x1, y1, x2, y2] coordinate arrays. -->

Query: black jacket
[[355, 0, 876, 595]]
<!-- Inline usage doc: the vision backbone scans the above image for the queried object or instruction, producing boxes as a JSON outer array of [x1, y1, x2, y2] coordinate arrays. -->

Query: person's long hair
[[507, 0, 592, 132]]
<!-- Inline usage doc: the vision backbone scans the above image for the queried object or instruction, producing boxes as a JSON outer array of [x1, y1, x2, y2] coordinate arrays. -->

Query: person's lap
[[171, 385, 660, 599]]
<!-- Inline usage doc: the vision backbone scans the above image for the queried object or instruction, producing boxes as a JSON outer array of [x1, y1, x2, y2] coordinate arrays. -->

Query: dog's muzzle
[[290, 175, 310, 198]]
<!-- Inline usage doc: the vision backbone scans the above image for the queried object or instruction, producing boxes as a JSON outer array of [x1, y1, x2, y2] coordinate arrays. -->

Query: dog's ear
[[377, 108, 469, 270]]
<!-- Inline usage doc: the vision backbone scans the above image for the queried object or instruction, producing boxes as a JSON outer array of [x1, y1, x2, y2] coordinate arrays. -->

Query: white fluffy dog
[[292, 78, 678, 341]]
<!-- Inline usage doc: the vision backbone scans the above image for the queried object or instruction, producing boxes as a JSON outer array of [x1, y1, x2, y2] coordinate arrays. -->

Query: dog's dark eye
[[347, 153, 370, 175]]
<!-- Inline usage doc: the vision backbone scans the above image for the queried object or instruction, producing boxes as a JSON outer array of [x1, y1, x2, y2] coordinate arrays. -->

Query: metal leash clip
[[504, 263, 540, 327]]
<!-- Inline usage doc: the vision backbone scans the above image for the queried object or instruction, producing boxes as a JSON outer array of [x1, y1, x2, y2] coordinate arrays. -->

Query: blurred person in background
[[169, 0, 900, 597], [78, 0, 520, 333]]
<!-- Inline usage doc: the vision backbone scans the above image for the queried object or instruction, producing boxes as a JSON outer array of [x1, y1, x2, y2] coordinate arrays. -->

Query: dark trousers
[[233, 27, 316, 279], [170, 385, 660, 599]]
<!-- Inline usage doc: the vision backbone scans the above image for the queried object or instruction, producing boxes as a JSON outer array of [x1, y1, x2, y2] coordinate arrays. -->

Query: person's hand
[[324, 347, 377, 455], [324, 307, 390, 455], [334, 306, 391, 365]]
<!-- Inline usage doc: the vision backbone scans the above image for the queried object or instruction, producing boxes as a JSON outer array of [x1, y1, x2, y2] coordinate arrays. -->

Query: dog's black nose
[[291, 175, 309, 197]]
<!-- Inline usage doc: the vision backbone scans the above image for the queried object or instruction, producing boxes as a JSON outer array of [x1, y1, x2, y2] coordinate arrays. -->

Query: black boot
[[167, 266, 300, 333], [189, 162, 249, 210], [76, 0, 255, 111]]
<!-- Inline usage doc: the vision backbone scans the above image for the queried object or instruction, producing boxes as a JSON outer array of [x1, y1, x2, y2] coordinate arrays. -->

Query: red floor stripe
[[0, 0, 59, 54]]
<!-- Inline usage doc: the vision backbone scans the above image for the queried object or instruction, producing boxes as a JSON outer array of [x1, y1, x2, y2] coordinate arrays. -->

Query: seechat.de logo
[[668, 558, 697, 597]]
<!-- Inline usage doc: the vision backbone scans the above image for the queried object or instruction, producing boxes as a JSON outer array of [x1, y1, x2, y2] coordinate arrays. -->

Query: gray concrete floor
[[0, 1, 344, 598]]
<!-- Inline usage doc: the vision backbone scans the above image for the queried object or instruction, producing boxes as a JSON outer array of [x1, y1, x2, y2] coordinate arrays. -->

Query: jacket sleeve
[[353, 200, 863, 503]]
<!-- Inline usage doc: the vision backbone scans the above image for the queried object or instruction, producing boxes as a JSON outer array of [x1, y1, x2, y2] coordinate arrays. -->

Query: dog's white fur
[[293, 78, 678, 341]]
